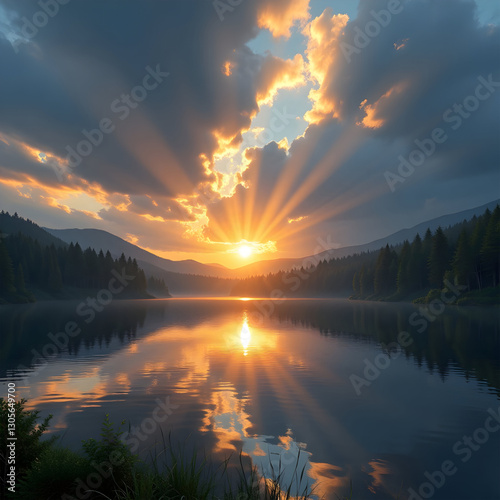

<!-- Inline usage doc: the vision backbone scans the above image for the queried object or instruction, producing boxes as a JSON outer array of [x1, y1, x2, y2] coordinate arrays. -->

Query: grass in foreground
[[1, 399, 355, 499]]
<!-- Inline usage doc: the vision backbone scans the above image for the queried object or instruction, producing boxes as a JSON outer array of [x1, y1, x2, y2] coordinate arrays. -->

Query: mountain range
[[1, 200, 497, 295], [45, 199, 499, 278]]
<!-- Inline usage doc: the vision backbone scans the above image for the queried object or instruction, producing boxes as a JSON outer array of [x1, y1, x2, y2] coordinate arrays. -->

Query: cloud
[[256, 53, 305, 106], [358, 83, 408, 129], [0, 1, 309, 234], [0, 0, 498, 263], [303, 9, 349, 123], [205, 0, 500, 255], [257, 0, 311, 38]]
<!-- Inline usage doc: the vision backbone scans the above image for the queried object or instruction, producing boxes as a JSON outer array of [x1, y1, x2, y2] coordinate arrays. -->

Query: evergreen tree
[[480, 205, 500, 287], [15, 263, 26, 292], [374, 245, 397, 296], [46, 246, 62, 293], [352, 271, 359, 296], [359, 265, 373, 298], [428, 227, 449, 288], [453, 229, 473, 290], [408, 233, 426, 290], [397, 240, 411, 295], [0, 232, 15, 294], [422, 228, 433, 265]]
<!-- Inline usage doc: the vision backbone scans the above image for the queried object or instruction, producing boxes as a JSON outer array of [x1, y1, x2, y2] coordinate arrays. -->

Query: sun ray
[[257, 123, 364, 243], [272, 180, 387, 244]]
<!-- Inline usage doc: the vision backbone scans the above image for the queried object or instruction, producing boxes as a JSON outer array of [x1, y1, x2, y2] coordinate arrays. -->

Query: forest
[[0, 212, 169, 304], [230, 205, 500, 304]]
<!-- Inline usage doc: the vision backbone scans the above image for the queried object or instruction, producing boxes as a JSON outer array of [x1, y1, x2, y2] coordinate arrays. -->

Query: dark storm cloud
[[319, 0, 500, 176], [0, 0, 298, 201]]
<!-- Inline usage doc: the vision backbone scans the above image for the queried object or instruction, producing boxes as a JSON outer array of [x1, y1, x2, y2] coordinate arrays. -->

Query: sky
[[0, 0, 499, 268]]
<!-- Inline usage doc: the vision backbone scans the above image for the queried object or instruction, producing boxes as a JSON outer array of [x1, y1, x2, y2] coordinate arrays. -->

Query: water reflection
[[1, 299, 499, 499], [240, 316, 251, 356], [200, 381, 348, 498]]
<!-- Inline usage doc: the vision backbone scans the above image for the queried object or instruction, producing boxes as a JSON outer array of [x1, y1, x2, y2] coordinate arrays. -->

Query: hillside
[[44, 228, 236, 278], [230, 204, 500, 304], [0, 215, 159, 304], [235, 199, 500, 276], [0, 212, 233, 297], [0, 211, 67, 249]]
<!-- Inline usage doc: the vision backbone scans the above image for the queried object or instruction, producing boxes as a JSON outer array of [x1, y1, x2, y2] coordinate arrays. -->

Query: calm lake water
[[1, 298, 499, 499]]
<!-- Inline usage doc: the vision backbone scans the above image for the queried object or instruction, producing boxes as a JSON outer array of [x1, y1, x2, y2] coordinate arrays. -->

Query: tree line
[[230, 205, 500, 301], [0, 215, 169, 303]]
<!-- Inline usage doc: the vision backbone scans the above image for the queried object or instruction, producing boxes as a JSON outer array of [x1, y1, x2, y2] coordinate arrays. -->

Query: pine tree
[[428, 227, 449, 288], [422, 228, 433, 262], [374, 245, 396, 296], [453, 229, 473, 290], [352, 271, 359, 296], [408, 233, 426, 290], [15, 263, 26, 292], [397, 240, 411, 295], [47, 246, 63, 293], [480, 205, 500, 287], [0, 232, 15, 294]]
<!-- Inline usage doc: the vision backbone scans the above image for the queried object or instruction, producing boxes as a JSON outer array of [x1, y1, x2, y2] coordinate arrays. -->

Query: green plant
[[159, 433, 218, 499], [17, 446, 93, 499], [0, 398, 55, 497], [81, 414, 138, 497]]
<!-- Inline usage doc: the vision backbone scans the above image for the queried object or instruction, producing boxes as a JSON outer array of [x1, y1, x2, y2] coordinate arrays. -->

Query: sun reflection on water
[[240, 315, 251, 355]]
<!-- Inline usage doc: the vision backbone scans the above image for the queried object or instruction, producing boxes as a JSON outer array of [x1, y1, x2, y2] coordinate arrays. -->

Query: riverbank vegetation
[[0, 399, 346, 500], [0, 212, 170, 304]]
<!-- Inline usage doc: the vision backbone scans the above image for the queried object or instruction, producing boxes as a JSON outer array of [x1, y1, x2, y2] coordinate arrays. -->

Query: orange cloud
[[256, 53, 305, 106], [394, 38, 409, 50], [287, 215, 307, 224], [41, 196, 72, 214], [257, 0, 311, 38], [358, 82, 408, 129], [303, 9, 349, 124], [222, 60, 234, 76]]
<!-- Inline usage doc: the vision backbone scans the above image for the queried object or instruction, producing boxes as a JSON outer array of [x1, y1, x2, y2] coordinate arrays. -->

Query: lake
[[1, 298, 499, 499]]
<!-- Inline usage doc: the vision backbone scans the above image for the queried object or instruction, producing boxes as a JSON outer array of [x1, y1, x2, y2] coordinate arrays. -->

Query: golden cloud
[[303, 10, 349, 124], [256, 53, 306, 106], [257, 0, 311, 38], [358, 82, 408, 129]]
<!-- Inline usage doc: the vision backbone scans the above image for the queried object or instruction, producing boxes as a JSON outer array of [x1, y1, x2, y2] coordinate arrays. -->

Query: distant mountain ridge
[[235, 199, 500, 276], [44, 228, 235, 278], [0, 212, 234, 296], [4, 199, 497, 282], [0, 211, 67, 248]]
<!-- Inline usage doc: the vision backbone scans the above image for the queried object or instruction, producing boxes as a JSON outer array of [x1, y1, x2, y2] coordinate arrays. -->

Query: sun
[[238, 245, 252, 258]]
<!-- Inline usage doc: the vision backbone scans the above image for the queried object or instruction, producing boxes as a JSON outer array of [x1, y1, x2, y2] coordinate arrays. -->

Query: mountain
[[41, 199, 499, 283], [44, 227, 236, 279], [0, 211, 67, 248], [0, 212, 233, 297], [235, 199, 500, 276]]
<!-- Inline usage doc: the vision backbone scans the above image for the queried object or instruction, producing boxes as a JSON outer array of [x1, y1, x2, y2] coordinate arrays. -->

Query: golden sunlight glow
[[240, 316, 251, 355], [239, 245, 253, 258], [222, 61, 234, 76], [287, 215, 307, 224], [257, 0, 311, 38], [358, 83, 408, 129]]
